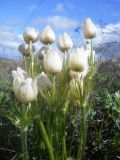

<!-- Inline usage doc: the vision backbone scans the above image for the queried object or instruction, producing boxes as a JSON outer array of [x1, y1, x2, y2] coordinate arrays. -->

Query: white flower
[[44, 49, 62, 74], [57, 32, 73, 52], [12, 67, 38, 103], [18, 43, 35, 57], [69, 47, 89, 72], [37, 72, 52, 91], [82, 18, 97, 39], [23, 27, 38, 43], [39, 25, 55, 45]]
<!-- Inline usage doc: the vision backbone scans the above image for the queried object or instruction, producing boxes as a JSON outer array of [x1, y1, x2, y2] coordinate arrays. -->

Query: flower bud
[[57, 32, 73, 52], [37, 46, 49, 60], [18, 43, 35, 57], [39, 25, 55, 45], [69, 47, 89, 72], [83, 18, 97, 39], [44, 49, 62, 74], [23, 27, 38, 43]]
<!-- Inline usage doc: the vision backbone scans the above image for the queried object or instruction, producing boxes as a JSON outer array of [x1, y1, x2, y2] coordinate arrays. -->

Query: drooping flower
[[44, 49, 62, 74], [69, 47, 89, 72], [18, 43, 35, 57], [82, 18, 97, 39], [39, 25, 55, 45], [12, 67, 38, 103], [23, 27, 38, 43], [37, 72, 52, 91], [37, 46, 49, 60], [57, 32, 73, 52]]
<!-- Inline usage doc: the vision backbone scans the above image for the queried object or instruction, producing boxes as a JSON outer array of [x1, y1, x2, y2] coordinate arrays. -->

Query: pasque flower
[[12, 67, 38, 103], [69, 47, 89, 72], [57, 32, 73, 52], [39, 25, 55, 45], [83, 18, 97, 39], [18, 43, 35, 57], [23, 27, 38, 43], [44, 49, 62, 74]]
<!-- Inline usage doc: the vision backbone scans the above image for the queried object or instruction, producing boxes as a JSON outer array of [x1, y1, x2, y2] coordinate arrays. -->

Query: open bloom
[[23, 27, 38, 43], [12, 67, 38, 103], [44, 49, 62, 74], [39, 25, 55, 45], [69, 47, 89, 72], [57, 32, 73, 52], [18, 43, 35, 57], [82, 18, 97, 39]]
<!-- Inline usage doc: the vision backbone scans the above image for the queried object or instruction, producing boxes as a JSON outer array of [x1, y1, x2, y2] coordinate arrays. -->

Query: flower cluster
[[10, 18, 97, 160], [15, 18, 97, 104]]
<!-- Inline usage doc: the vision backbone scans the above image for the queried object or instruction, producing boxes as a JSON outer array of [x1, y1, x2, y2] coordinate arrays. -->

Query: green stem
[[62, 112, 66, 160], [61, 101, 69, 160], [37, 116, 55, 160], [47, 109, 52, 145], [77, 101, 87, 160], [54, 113, 59, 159], [21, 128, 28, 160], [29, 40, 34, 77]]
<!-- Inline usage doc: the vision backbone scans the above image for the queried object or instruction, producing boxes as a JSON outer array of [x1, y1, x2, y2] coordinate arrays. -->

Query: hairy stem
[[37, 116, 55, 160], [77, 101, 87, 160], [21, 128, 28, 160]]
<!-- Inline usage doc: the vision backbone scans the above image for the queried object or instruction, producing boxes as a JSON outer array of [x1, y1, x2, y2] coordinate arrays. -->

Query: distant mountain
[[0, 58, 20, 76], [95, 41, 120, 60], [0, 41, 120, 61]]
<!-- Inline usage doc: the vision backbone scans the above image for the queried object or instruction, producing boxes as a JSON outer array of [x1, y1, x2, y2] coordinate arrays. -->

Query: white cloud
[[0, 27, 23, 59], [0, 27, 41, 60], [33, 15, 78, 29], [55, 3, 65, 13]]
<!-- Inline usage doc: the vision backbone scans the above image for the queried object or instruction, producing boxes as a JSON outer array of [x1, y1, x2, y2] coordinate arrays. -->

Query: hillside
[[0, 58, 20, 76]]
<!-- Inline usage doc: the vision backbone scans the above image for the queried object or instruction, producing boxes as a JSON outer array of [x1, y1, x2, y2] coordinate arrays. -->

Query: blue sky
[[0, 0, 120, 59]]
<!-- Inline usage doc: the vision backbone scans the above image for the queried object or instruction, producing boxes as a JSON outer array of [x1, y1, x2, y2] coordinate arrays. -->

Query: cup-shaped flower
[[44, 49, 62, 74], [18, 43, 35, 57], [23, 27, 38, 43], [69, 47, 89, 72], [12, 67, 38, 103], [83, 18, 97, 39], [37, 46, 49, 60], [57, 32, 73, 52], [39, 25, 55, 45], [37, 72, 52, 91]]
